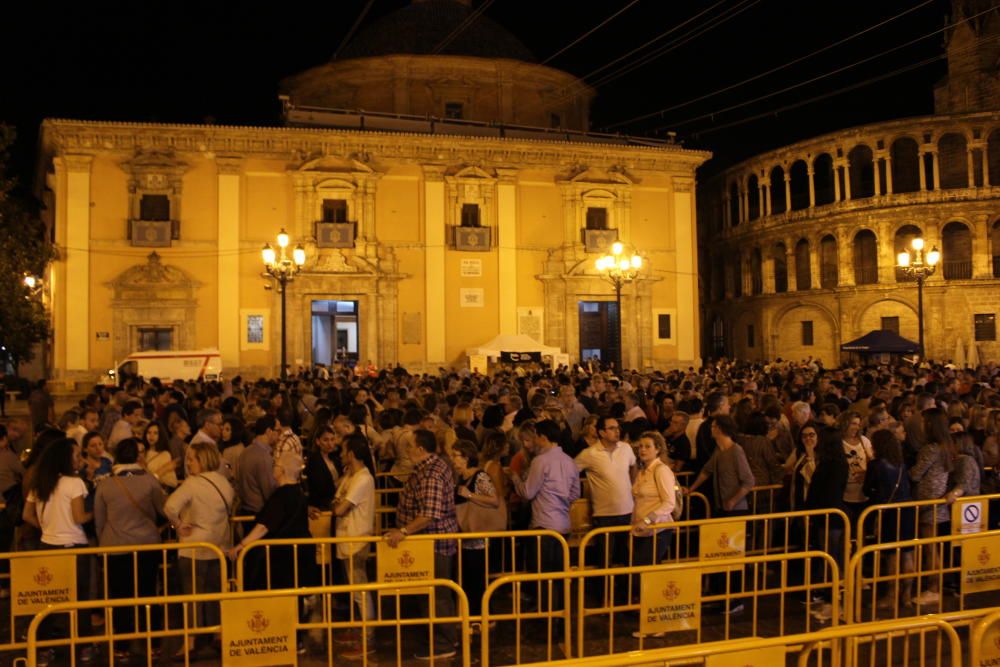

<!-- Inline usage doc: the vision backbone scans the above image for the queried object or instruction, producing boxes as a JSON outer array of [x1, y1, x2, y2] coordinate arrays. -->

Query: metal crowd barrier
[[970, 608, 1000, 666], [24, 579, 470, 667], [846, 529, 1000, 625], [510, 616, 962, 667], [0, 542, 226, 660], [747, 483, 784, 516], [234, 530, 570, 628], [479, 550, 840, 666], [856, 492, 1000, 552]]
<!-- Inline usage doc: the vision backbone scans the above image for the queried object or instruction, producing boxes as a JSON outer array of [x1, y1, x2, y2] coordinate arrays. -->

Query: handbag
[[650, 460, 683, 522], [455, 471, 507, 533]]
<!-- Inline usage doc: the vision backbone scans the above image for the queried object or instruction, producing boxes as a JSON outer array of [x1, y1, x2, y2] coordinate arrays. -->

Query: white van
[[100, 349, 223, 386]]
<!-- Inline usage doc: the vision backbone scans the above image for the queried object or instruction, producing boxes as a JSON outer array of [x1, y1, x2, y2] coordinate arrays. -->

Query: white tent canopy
[[466, 334, 562, 359]]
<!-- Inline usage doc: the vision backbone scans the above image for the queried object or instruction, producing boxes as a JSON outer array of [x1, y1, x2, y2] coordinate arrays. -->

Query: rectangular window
[[975, 313, 997, 341], [445, 102, 463, 119], [585, 207, 608, 230], [581, 302, 600, 314], [460, 203, 481, 228], [322, 199, 348, 223], [550, 113, 562, 128], [140, 194, 170, 221], [657, 314, 671, 340], [246, 316, 264, 344], [881, 316, 900, 334], [137, 327, 172, 352], [747, 325, 755, 348], [801, 321, 814, 346]]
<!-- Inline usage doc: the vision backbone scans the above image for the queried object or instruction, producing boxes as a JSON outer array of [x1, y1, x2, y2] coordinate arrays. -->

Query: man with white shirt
[[575, 416, 636, 578], [108, 400, 143, 454]]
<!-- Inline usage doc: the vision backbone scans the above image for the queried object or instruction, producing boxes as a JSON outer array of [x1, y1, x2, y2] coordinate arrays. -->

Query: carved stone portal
[[105, 252, 202, 360]]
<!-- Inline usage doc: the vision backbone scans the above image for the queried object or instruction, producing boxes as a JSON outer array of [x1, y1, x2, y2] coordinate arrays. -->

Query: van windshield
[[119, 360, 138, 380]]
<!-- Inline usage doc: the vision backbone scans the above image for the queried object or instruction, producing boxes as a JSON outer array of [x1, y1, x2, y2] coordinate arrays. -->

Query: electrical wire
[[430, 0, 497, 55], [603, 0, 936, 131], [332, 0, 377, 60], [654, 3, 997, 133], [540, 0, 642, 65]]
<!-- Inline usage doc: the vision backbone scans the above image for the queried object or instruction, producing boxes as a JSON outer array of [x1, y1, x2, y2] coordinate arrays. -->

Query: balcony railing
[[943, 259, 972, 280], [854, 265, 879, 285]]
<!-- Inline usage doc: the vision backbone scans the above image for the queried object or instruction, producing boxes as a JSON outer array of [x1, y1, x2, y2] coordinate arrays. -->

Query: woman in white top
[[630, 431, 676, 565], [22, 437, 93, 664], [331, 433, 376, 656], [838, 411, 874, 522], [163, 441, 235, 658]]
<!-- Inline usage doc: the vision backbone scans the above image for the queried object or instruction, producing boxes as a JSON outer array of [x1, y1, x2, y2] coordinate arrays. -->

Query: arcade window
[[975, 314, 996, 341], [801, 321, 814, 346], [747, 325, 755, 348]]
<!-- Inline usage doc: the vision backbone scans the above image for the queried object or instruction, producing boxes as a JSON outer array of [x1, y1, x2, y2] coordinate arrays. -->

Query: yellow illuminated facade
[[36, 1, 709, 381]]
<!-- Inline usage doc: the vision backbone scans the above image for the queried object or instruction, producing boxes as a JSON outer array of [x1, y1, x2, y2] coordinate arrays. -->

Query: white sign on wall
[[460, 259, 482, 277], [460, 288, 485, 308], [517, 308, 544, 341]]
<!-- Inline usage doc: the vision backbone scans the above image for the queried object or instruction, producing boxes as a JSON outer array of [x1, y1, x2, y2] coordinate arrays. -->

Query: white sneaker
[[912, 589, 940, 606]]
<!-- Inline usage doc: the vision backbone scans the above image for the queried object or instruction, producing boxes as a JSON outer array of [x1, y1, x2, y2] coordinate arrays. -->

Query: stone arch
[[938, 132, 969, 189], [794, 238, 811, 290], [853, 296, 918, 343], [772, 301, 839, 366], [813, 153, 835, 206], [890, 136, 921, 193], [942, 220, 972, 279], [788, 160, 810, 210], [988, 129, 1000, 187], [728, 181, 740, 225], [853, 229, 879, 285], [105, 252, 203, 362], [769, 165, 787, 214], [893, 224, 922, 282], [820, 234, 838, 288], [747, 174, 761, 220], [848, 144, 875, 199]]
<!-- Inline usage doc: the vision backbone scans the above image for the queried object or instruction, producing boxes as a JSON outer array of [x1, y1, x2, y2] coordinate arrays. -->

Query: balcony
[[942, 259, 972, 280]]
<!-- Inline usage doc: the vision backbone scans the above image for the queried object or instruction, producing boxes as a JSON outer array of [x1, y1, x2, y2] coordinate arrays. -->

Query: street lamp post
[[261, 229, 306, 380], [896, 236, 940, 361], [595, 241, 642, 374]]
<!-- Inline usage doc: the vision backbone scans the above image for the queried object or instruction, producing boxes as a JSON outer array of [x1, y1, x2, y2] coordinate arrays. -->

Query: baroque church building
[[38, 0, 707, 382], [698, 0, 1000, 366]]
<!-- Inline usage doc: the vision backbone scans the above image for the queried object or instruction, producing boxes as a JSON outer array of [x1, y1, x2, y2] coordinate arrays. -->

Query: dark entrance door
[[578, 301, 620, 371]]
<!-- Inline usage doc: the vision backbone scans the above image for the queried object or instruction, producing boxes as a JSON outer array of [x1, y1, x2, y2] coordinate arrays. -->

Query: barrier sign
[[640, 567, 700, 635], [963, 534, 1000, 595], [979, 622, 1000, 667], [699, 520, 746, 573], [706, 645, 786, 666], [11, 555, 76, 616], [221, 595, 297, 666], [377, 539, 434, 595], [955, 500, 988, 535]]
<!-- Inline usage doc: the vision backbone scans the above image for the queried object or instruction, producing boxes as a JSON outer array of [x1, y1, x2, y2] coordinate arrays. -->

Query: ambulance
[[100, 349, 223, 386]]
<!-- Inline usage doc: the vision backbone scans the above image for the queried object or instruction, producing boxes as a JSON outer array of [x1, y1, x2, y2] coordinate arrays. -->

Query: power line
[[540, 0, 641, 65], [332, 0, 377, 60], [430, 0, 497, 55], [656, 3, 998, 133], [603, 0, 936, 131]]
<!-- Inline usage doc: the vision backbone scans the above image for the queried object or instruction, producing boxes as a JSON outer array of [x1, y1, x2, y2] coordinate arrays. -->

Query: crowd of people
[[0, 356, 998, 663]]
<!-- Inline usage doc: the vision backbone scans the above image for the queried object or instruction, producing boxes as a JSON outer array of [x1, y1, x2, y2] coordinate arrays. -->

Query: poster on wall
[[460, 259, 482, 277], [517, 308, 544, 341], [460, 288, 485, 308]]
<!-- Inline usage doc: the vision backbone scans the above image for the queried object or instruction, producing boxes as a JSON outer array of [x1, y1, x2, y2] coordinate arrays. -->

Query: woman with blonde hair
[[163, 441, 235, 659], [631, 431, 676, 566]]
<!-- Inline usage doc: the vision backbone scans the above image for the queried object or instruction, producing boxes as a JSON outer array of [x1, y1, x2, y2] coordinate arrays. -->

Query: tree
[[0, 125, 52, 375]]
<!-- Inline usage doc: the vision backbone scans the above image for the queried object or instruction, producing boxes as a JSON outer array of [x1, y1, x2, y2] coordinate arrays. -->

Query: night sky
[[2, 0, 954, 191]]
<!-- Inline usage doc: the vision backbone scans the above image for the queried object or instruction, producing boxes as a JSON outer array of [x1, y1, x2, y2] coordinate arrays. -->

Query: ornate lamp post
[[261, 229, 306, 380], [595, 241, 642, 374], [896, 236, 940, 361]]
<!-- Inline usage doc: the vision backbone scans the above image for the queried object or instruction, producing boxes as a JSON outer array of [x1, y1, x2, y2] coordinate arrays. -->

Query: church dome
[[337, 0, 536, 62]]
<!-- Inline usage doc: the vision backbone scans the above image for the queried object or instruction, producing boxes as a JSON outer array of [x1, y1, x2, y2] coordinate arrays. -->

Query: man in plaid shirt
[[384, 429, 459, 660]]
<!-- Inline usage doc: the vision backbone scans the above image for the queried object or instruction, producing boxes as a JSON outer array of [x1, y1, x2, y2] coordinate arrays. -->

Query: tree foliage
[[0, 125, 52, 372]]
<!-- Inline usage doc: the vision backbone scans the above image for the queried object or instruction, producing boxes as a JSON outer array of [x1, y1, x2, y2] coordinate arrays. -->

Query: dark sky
[[1, 0, 954, 189]]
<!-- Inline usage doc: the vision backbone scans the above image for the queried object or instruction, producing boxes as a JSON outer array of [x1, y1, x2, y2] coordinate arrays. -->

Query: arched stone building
[[698, 0, 1000, 365], [38, 0, 708, 381]]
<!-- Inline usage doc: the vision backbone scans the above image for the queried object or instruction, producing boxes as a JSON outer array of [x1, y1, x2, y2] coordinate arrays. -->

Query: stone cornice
[[40, 118, 711, 173]]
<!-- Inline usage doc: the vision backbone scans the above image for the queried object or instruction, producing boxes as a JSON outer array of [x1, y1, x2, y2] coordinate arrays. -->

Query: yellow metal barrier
[[577, 507, 851, 581], [25, 579, 471, 667], [480, 550, 840, 666], [748, 483, 784, 515], [846, 528, 1000, 625], [235, 530, 570, 628], [856, 492, 1000, 551], [970, 608, 1000, 666], [506, 616, 961, 667], [0, 542, 226, 660]]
